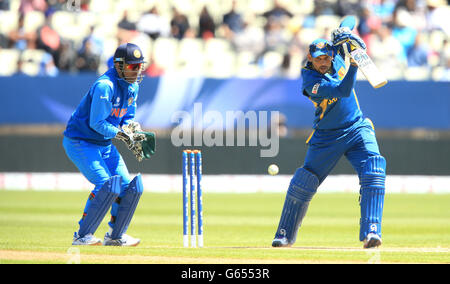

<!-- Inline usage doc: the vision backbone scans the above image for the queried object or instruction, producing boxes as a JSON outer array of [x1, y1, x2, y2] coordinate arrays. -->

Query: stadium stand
[[0, 0, 448, 80]]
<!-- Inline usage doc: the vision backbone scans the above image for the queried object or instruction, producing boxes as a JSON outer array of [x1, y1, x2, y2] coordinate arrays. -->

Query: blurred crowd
[[0, 0, 449, 80]]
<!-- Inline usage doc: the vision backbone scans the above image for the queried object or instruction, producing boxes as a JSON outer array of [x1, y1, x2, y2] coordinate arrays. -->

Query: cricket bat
[[338, 16, 387, 89]]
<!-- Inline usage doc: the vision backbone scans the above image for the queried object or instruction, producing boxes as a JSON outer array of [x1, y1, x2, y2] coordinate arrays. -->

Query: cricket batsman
[[63, 43, 155, 246], [272, 30, 386, 248]]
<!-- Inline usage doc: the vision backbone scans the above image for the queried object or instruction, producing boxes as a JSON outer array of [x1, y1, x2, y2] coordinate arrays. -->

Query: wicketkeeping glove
[[331, 27, 366, 50], [115, 122, 153, 162], [138, 131, 156, 160]]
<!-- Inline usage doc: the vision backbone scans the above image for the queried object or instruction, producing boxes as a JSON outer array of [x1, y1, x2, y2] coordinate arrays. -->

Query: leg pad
[[78, 176, 121, 237], [110, 174, 144, 240], [359, 156, 386, 241], [274, 168, 319, 244]]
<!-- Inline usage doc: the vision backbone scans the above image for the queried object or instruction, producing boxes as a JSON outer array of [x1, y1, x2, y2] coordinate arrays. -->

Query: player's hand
[[115, 131, 145, 162], [115, 131, 133, 148], [115, 122, 146, 161], [123, 122, 146, 142], [331, 28, 366, 50], [138, 131, 156, 159], [126, 131, 156, 162], [331, 27, 351, 45], [341, 43, 358, 66]]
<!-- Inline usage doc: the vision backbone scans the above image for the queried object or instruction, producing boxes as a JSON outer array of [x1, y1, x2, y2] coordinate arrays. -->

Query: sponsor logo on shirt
[[312, 83, 320, 94], [113, 97, 121, 107]]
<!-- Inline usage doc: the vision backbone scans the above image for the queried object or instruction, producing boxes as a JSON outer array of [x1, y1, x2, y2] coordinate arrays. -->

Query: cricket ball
[[268, 164, 279, 176]]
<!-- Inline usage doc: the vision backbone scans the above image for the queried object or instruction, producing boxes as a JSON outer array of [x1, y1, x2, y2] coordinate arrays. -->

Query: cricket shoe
[[272, 237, 291, 247], [72, 232, 102, 246], [103, 232, 140, 247], [363, 233, 382, 249]]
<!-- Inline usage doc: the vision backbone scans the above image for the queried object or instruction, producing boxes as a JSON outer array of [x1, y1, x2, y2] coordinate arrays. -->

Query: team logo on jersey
[[312, 83, 320, 94], [133, 50, 141, 59], [128, 97, 134, 106], [113, 97, 120, 107], [338, 67, 345, 80], [111, 108, 127, 118]]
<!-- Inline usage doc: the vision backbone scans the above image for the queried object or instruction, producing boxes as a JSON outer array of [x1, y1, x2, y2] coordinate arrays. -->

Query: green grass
[[0, 191, 449, 263]]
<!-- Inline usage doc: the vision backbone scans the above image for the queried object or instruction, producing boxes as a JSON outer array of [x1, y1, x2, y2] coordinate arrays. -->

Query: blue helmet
[[113, 43, 146, 84], [114, 43, 145, 64], [309, 39, 334, 58]]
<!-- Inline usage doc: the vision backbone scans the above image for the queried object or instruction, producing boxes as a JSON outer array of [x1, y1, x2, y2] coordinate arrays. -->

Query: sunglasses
[[126, 63, 142, 71]]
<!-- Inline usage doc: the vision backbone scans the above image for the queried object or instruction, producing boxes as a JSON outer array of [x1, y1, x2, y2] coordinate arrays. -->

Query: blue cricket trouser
[[304, 118, 380, 184], [62, 136, 131, 229]]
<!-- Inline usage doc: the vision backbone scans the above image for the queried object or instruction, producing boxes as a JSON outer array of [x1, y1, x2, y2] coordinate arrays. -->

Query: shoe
[[272, 237, 291, 247], [103, 231, 140, 247], [363, 233, 382, 249], [72, 232, 102, 246]]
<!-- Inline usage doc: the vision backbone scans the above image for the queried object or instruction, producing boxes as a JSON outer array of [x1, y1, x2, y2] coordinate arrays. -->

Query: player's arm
[[303, 65, 358, 99], [89, 81, 120, 139], [115, 92, 156, 161]]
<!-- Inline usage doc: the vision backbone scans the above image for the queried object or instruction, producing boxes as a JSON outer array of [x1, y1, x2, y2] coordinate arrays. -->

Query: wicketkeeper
[[63, 43, 156, 246], [272, 31, 386, 248]]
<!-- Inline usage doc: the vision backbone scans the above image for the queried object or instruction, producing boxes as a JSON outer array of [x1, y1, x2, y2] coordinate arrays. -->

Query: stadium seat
[[21, 49, 45, 63], [51, 11, 87, 46], [95, 13, 119, 39], [0, 49, 19, 76], [51, 11, 75, 31], [60, 25, 90, 49], [247, 0, 274, 15], [404, 67, 431, 81], [235, 51, 260, 78], [206, 49, 236, 78], [383, 65, 404, 80], [75, 11, 99, 31], [20, 49, 47, 76], [8, 0, 21, 11], [24, 11, 45, 33], [261, 51, 283, 76], [299, 28, 321, 46], [203, 38, 234, 77], [289, 0, 314, 15], [429, 30, 445, 51], [89, 0, 114, 13], [431, 66, 446, 81], [172, 0, 194, 14], [204, 38, 231, 57], [177, 38, 205, 76], [152, 37, 179, 72], [315, 15, 341, 31], [0, 10, 19, 34], [97, 35, 117, 68]]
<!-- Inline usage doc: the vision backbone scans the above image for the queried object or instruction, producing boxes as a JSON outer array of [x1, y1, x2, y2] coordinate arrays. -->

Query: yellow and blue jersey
[[64, 68, 139, 145], [301, 54, 362, 131]]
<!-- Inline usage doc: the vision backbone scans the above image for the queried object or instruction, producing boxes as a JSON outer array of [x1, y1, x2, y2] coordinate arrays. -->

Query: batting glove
[[331, 28, 366, 50]]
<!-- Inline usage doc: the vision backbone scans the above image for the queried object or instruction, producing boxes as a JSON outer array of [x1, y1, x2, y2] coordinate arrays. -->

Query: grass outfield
[[0, 191, 448, 264]]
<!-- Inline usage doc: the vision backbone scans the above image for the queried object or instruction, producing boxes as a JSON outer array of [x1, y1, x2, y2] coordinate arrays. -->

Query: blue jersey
[[64, 68, 139, 145], [301, 54, 362, 131]]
